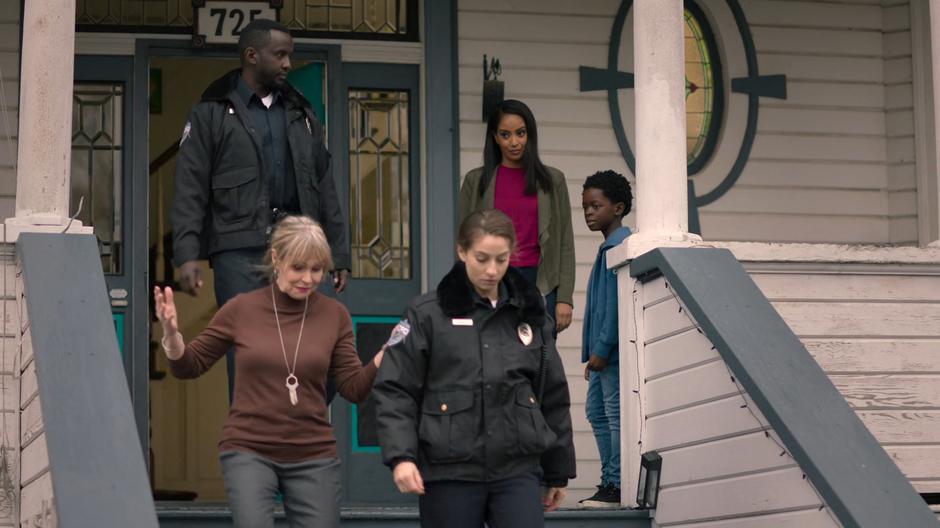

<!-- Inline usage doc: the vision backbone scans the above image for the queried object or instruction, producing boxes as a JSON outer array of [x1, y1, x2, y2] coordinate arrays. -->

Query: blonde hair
[[263, 215, 334, 280]]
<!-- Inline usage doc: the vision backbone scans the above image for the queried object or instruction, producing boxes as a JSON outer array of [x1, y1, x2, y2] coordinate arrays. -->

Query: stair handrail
[[149, 139, 180, 176]]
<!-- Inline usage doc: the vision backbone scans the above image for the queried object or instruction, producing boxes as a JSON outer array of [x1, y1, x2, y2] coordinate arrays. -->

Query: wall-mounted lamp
[[482, 54, 504, 121], [636, 451, 663, 509]]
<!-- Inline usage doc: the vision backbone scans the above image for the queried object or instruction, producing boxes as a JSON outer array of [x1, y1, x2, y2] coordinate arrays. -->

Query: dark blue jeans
[[586, 362, 621, 487], [210, 249, 269, 401], [419, 472, 544, 528]]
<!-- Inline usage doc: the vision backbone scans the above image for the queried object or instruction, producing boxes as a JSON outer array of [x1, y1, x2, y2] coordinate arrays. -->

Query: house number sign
[[192, 0, 281, 47]]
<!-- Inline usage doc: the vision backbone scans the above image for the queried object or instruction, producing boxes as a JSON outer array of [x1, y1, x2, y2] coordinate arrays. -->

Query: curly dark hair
[[583, 170, 633, 217]]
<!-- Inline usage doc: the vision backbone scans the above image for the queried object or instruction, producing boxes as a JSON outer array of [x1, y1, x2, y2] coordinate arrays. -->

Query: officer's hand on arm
[[333, 269, 350, 293], [555, 302, 573, 333], [587, 354, 608, 372], [542, 487, 566, 512], [178, 261, 204, 296], [392, 460, 425, 495]]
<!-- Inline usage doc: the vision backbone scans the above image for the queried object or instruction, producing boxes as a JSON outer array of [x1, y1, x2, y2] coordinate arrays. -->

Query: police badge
[[517, 322, 533, 346]]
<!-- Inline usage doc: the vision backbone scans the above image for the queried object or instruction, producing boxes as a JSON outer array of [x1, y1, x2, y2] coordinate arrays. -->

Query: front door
[[333, 62, 421, 505], [145, 46, 340, 502]]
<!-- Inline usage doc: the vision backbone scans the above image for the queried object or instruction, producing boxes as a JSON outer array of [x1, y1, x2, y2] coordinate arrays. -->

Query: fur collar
[[436, 262, 546, 327]]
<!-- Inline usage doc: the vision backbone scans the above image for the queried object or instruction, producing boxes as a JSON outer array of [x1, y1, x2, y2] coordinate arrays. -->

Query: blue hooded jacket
[[581, 226, 631, 363]]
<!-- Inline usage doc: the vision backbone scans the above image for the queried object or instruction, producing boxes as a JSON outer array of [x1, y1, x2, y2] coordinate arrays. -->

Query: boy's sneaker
[[579, 483, 621, 508]]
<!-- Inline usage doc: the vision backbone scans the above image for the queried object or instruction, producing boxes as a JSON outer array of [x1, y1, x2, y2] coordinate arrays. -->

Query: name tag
[[451, 318, 474, 326]]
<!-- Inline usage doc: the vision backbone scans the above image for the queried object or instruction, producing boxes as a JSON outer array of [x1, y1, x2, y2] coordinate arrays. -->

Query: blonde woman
[[154, 215, 382, 528]]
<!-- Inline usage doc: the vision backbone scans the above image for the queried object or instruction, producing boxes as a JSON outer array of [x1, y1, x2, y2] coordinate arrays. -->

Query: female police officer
[[373, 209, 576, 527]]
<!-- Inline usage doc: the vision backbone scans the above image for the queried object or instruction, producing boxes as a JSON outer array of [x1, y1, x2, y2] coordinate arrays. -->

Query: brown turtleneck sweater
[[169, 285, 378, 462]]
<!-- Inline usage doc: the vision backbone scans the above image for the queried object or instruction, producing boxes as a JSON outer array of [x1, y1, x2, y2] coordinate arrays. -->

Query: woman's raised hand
[[154, 286, 185, 359], [153, 286, 179, 335]]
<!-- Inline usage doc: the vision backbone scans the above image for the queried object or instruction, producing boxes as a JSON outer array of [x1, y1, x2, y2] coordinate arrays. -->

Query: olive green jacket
[[458, 166, 576, 306]]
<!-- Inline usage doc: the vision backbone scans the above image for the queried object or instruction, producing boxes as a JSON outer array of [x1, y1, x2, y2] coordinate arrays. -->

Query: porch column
[[6, 0, 89, 237], [928, 0, 940, 246], [626, 0, 700, 259]]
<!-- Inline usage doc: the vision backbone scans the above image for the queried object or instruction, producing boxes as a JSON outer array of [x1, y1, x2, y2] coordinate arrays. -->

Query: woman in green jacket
[[458, 99, 576, 335]]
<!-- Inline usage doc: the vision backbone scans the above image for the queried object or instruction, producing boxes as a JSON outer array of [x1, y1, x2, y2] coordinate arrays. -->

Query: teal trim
[[350, 406, 382, 454], [350, 315, 400, 453], [112, 312, 125, 359], [287, 62, 326, 127], [353, 315, 403, 326]]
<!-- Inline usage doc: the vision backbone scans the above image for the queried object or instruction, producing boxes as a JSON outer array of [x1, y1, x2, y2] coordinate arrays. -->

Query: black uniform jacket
[[171, 69, 349, 269], [374, 262, 576, 487]]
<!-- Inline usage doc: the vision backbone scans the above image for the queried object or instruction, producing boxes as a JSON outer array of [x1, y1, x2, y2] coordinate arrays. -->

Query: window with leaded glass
[[76, 0, 417, 40], [71, 83, 124, 274], [348, 90, 410, 279], [684, 4, 722, 175]]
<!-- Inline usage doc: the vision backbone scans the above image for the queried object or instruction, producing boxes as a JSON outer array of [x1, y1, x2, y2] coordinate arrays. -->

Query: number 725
[[210, 7, 264, 37]]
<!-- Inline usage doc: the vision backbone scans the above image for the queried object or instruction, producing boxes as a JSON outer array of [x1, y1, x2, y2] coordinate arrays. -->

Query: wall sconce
[[482, 54, 504, 121], [636, 451, 663, 509]]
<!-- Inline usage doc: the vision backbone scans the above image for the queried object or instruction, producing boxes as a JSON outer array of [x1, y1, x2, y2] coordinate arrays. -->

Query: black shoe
[[579, 483, 621, 508]]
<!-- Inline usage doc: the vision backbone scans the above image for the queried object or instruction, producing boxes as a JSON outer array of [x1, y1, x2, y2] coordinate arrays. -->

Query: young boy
[[579, 170, 633, 508]]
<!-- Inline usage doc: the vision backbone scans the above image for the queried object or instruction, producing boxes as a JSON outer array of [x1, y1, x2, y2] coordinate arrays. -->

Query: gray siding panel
[[18, 234, 157, 527], [630, 247, 938, 528]]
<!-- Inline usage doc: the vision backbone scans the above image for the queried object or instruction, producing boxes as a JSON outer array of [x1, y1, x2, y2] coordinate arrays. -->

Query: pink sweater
[[494, 165, 540, 267]]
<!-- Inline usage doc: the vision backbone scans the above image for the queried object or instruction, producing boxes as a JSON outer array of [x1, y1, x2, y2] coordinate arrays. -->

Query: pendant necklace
[[272, 284, 309, 406]]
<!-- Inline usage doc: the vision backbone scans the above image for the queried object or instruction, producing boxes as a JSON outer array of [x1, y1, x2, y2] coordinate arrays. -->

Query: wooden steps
[[156, 504, 653, 527]]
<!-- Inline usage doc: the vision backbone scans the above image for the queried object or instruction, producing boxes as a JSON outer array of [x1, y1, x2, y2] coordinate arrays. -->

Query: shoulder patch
[[179, 121, 192, 146], [385, 319, 411, 347]]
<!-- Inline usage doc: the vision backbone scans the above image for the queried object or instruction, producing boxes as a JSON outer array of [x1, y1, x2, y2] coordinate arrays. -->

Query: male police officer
[[171, 19, 349, 393]]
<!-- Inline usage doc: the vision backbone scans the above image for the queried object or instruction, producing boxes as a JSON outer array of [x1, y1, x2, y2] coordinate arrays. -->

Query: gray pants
[[220, 450, 342, 528]]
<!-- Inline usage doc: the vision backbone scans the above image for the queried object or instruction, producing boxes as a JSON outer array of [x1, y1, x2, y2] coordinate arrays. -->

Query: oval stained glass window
[[684, 3, 722, 174]]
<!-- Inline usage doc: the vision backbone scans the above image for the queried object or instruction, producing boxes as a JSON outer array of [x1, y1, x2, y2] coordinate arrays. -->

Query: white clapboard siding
[[884, 3, 917, 243], [20, 471, 54, 528], [0, 0, 18, 221], [20, 433, 47, 488], [749, 266, 940, 493], [457, 0, 915, 505], [18, 272, 42, 528], [457, 0, 624, 503], [0, 259, 19, 527], [638, 277, 839, 527]]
